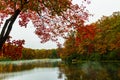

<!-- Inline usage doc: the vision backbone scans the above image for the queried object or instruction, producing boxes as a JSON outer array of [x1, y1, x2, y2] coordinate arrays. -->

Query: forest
[[0, 0, 119, 63], [0, 11, 120, 63], [59, 12, 120, 63]]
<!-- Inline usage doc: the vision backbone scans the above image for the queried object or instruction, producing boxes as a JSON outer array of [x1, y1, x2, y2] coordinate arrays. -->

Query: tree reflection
[[0, 59, 61, 73], [59, 62, 120, 80], [0, 60, 120, 80]]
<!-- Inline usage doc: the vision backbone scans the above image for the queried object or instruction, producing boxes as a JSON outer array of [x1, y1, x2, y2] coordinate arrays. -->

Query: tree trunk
[[0, 9, 21, 50]]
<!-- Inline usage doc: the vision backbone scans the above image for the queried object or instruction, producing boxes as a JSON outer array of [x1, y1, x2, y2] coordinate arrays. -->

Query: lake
[[0, 59, 120, 80]]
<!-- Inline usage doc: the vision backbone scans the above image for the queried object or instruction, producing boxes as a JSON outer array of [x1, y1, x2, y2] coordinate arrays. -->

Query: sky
[[7, 0, 120, 49]]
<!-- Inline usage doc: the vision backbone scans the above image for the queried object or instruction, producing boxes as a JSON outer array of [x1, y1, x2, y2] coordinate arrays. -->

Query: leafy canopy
[[0, 0, 90, 43]]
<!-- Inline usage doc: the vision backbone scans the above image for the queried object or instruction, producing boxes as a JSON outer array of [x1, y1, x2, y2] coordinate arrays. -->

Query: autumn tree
[[3, 37, 25, 60], [60, 24, 96, 61], [0, 0, 90, 54], [93, 12, 120, 59], [60, 11, 120, 62], [60, 31, 78, 61], [78, 12, 120, 60]]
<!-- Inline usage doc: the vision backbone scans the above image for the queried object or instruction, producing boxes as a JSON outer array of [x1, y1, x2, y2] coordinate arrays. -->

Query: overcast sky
[[9, 0, 120, 49]]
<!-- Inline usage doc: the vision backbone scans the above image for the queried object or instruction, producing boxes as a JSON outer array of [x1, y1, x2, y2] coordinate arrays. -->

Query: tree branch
[[0, 9, 21, 49], [3, 9, 21, 42], [0, 18, 10, 39]]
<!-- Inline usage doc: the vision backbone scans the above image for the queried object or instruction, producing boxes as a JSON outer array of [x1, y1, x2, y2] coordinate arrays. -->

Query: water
[[0, 59, 65, 80], [0, 59, 120, 80], [1, 68, 63, 80]]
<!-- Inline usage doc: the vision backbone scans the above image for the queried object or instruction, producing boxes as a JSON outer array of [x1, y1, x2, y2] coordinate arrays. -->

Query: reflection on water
[[59, 61, 120, 80], [0, 59, 61, 73], [0, 59, 120, 80], [0, 59, 65, 80]]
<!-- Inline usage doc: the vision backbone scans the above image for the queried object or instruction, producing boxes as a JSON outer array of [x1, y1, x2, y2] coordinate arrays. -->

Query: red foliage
[[76, 24, 96, 44], [2, 37, 25, 60], [0, 0, 90, 43]]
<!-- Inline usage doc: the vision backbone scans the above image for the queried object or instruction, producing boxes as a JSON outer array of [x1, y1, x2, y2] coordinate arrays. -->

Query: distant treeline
[[0, 47, 60, 60], [21, 48, 59, 60]]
